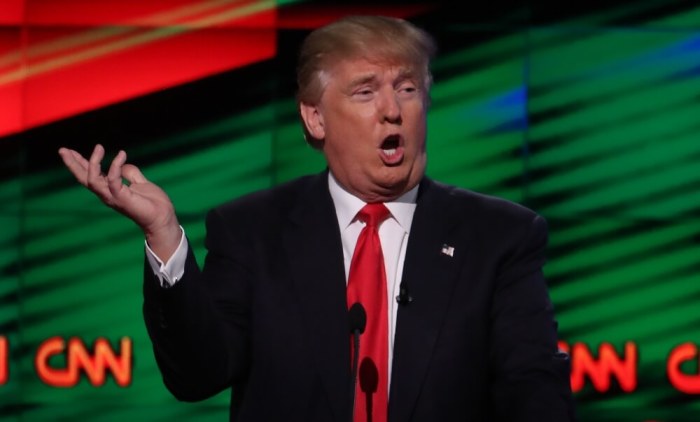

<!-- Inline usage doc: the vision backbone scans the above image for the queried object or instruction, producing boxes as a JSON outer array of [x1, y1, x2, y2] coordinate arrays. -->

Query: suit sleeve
[[142, 207, 252, 402], [489, 214, 576, 421]]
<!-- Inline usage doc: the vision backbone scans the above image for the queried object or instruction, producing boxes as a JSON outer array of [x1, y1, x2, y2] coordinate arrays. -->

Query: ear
[[299, 102, 325, 141]]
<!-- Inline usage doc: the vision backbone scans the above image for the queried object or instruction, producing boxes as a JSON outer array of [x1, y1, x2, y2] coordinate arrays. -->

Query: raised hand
[[58, 144, 181, 260]]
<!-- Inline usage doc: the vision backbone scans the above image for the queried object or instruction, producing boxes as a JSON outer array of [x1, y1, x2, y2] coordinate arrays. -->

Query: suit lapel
[[389, 178, 464, 422], [283, 172, 350, 422]]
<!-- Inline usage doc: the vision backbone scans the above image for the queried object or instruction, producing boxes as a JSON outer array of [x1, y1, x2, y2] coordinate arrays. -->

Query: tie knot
[[358, 203, 390, 228]]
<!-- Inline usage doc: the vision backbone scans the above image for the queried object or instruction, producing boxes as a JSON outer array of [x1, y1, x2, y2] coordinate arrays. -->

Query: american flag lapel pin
[[441, 244, 454, 257]]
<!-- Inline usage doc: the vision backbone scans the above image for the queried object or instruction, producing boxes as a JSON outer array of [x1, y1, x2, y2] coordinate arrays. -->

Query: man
[[59, 15, 574, 422]]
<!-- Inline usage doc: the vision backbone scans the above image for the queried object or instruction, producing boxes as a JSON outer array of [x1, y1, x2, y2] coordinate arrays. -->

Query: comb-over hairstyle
[[296, 15, 437, 105]]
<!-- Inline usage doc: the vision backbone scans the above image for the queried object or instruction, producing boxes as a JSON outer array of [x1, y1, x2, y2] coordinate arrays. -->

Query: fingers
[[107, 151, 148, 188], [60, 145, 146, 210], [83, 144, 118, 204], [107, 151, 139, 205], [107, 151, 151, 209], [107, 149, 126, 184], [86, 144, 105, 189], [58, 147, 90, 186]]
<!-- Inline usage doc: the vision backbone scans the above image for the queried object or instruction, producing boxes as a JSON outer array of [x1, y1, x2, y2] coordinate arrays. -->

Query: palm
[[110, 173, 174, 230]]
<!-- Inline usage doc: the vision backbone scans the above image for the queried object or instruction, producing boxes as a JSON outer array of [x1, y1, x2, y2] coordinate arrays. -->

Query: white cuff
[[145, 226, 188, 288]]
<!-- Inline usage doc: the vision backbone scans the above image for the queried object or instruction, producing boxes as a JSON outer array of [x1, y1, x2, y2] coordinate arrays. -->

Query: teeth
[[383, 148, 397, 156]]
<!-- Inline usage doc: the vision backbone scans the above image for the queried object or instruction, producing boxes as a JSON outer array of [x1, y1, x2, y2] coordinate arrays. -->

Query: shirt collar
[[328, 172, 419, 233]]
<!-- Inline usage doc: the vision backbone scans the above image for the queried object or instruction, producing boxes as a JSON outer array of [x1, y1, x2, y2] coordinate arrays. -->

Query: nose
[[378, 88, 402, 124]]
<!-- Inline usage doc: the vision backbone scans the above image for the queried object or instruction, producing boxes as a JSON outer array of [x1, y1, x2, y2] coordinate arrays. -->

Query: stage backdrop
[[1, 0, 700, 421]]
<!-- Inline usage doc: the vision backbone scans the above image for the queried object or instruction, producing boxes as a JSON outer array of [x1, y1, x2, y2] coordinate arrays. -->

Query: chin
[[376, 176, 410, 196], [385, 166, 421, 186]]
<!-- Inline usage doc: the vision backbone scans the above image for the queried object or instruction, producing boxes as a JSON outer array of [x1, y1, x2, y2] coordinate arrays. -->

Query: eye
[[355, 88, 373, 96], [352, 87, 375, 100], [397, 82, 419, 96]]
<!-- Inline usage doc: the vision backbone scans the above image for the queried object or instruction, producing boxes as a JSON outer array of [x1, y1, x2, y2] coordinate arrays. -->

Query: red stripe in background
[[24, 0, 277, 28], [277, 4, 435, 29], [0, 27, 25, 136], [24, 0, 209, 25], [23, 28, 275, 130], [0, 0, 25, 25], [0, 1, 276, 137], [25, 0, 274, 28]]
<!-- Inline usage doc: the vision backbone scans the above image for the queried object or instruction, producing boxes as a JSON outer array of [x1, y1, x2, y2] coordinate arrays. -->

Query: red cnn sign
[[34, 336, 132, 387]]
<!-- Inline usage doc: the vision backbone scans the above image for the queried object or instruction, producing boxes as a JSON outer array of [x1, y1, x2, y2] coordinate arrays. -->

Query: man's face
[[300, 57, 428, 203]]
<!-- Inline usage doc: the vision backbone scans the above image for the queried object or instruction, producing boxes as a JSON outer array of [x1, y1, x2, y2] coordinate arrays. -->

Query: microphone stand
[[348, 303, 366, 422], [350, 327, 361, 422]]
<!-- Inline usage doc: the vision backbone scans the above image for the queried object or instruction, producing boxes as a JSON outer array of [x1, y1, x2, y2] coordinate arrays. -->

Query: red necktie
[[347, 203, 390, 422]]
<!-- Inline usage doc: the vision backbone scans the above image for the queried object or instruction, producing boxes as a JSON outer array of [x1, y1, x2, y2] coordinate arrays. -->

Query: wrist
[[145, 222, 182, 261]]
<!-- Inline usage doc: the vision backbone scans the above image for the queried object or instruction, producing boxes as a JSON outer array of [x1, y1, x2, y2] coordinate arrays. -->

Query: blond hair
[[296, 15, 436, 105]]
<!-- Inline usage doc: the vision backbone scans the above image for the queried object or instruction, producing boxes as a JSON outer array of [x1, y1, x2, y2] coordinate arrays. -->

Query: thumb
[[122, 163, 148, 184]]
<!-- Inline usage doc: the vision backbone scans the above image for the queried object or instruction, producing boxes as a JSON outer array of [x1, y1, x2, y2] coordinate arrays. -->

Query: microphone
[[349, 302, 366, 335], [348, 302, 366, 422], [396, 282, 413, 305]]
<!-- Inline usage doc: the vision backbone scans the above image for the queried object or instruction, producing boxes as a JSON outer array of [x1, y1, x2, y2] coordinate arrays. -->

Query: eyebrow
[[395, 67, 418, 83], [347, 73, 379, 90], [346, 67, 417, 90]]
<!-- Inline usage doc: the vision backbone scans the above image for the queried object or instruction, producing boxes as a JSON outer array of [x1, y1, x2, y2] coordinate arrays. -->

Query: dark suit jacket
[[143, 171, 575, 421]]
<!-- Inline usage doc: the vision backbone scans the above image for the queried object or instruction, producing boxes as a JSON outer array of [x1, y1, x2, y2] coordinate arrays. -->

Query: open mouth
[[380, 135, 400, 156], [379, 135, 404, 165]]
